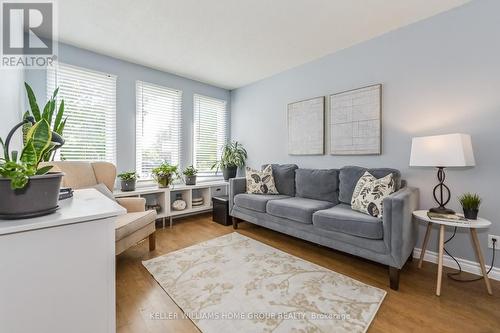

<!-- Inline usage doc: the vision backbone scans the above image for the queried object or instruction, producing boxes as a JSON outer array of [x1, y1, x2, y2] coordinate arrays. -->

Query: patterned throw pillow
[[351, 171, 396, 218], [246, 165, 279, 194]]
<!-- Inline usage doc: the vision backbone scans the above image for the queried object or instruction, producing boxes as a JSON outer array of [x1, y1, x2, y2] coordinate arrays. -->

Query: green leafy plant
[[458, 193, 482, 210], [24, 82, 66, 161], [152, 162, 179, 187], [117, 171, 138, 181], [183, 165, 198, 176], [211, 141, 247, 171], [0, 119, 54, 189]]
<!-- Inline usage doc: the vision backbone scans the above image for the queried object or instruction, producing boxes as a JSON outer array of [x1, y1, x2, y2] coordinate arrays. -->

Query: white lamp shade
[[409, 133, 475, 167]]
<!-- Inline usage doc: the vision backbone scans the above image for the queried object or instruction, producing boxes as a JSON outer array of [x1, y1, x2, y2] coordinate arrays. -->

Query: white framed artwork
[[287, 96, 325, 155], [329, 84, 381, 155]]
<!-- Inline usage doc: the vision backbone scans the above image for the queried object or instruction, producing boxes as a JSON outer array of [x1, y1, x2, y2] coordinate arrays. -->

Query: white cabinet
[[114, 181, 229, 228], [0, 189, 125, 333]]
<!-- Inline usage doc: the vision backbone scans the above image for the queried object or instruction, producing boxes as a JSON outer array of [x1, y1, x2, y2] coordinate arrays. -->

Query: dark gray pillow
[[261, 164, 298, 196], [295, 168, 339, 203], [339, 166, 401, 204]]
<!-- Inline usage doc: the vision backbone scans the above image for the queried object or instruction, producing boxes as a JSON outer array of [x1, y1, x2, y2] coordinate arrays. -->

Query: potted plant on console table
[[0, 117, 65, 219], [183, 165, 198, 185], [152, 162, 178, 188], [117, 171, 138, 192], [212, 141, 247, 181]]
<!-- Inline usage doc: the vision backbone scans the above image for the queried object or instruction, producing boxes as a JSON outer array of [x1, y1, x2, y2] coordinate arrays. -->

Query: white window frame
[[135, 81, 183, 180], [193, 94, 228, 177], [47, 62, 117, 163]]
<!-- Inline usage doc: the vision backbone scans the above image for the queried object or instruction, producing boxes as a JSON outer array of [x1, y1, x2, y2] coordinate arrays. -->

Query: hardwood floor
[[116, 213, 500, 333]]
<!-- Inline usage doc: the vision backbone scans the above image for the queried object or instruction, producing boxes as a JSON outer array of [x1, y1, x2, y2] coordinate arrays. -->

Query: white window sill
[[133, 176, 226, 189]]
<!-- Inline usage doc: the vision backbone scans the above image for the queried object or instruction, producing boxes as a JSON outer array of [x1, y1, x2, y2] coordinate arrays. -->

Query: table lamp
[[409, 133, 475, 214]]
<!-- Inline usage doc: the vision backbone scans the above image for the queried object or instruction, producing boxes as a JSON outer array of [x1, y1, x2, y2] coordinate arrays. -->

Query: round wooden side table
[[413, 210, 493, 296]]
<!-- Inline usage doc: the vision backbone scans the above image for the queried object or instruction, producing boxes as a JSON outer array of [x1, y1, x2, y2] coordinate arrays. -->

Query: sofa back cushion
[[261, 164, 298, 196], [339, 166, 401, 204], [295, 168, 339, 203]]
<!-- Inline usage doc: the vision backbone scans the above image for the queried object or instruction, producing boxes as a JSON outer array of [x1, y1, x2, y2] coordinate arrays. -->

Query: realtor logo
[[1, 1, 57, 68]]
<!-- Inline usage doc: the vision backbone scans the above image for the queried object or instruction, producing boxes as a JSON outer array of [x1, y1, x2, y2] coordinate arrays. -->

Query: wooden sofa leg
[[407, 252, 414, 263], [389, 266, 400, 290], [232, 217, 238, 230], [149, 232, 156, 251]]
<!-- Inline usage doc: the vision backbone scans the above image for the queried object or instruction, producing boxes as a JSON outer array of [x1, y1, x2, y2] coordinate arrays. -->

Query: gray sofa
[[229, 164, 419, 290]]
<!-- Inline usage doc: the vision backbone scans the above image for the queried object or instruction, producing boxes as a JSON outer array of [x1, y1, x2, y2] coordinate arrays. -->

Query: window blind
[[193, 94, 228, 175], [47, 63, 117, 163], [136, 81, 182, 179]]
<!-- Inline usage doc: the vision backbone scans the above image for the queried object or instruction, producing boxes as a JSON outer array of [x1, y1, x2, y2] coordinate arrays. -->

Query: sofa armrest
[[382, 186, 420, 268], [116, 197, 146, 213], [229, 177, 246, 214]]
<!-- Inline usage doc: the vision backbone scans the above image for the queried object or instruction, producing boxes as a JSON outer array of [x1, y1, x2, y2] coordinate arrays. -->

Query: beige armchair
[[45, 161, 156, 255]]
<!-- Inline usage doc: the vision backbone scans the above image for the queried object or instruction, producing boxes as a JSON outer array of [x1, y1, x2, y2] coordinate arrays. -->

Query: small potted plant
[[117, 171, 138, 192], [152, 162, 178, 188], [183, 165, 198, 185], [211, 141, 247, 181], [458, 193, 481, 220]]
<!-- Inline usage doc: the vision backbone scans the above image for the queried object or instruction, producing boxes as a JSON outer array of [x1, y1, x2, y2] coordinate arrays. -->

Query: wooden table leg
[[470, 229, 493, 295], [436, 225, 445, 296], [419, 222, 433, 269]]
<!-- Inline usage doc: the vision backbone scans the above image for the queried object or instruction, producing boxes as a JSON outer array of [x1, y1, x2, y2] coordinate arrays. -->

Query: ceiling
[[56, 0, 469, 90]]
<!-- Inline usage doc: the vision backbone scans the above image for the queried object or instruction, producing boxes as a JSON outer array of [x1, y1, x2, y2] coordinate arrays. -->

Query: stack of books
[[427, 211, 468, 223], [59, 188, 74, 200]]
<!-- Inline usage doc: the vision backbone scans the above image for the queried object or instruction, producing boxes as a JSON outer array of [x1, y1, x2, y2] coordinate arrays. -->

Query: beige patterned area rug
[[143, 233, 386, 333]]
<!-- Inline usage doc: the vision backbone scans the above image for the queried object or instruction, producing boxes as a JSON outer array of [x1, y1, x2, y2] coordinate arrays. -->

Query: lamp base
[[429, 206, 455, 215], [431, 167, 455, 215]]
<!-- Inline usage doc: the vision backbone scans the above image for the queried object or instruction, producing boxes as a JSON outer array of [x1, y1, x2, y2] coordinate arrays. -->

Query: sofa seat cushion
[[267, 197, 334, 224], [115, 210, 157, 241], [234, 193, 290, 212], [312, 204, 383, 240]]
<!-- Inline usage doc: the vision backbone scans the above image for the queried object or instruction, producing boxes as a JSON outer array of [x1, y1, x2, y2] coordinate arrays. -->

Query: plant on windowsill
[[211, 141, 247, 181], [152, 162, 179, 188], [117, 171, 138, 192], [0, 117, 65, 219], [183, 165, 198, 185], [458, 193, 482, 220]]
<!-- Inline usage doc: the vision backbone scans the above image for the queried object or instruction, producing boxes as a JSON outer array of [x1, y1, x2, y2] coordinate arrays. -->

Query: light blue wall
[[25, 42, 231, 173], [0, 69, 24, 152], [231, 0, 500, 266]]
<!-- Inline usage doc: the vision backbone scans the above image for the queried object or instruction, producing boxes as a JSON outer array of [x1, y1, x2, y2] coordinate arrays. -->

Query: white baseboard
[[413, 247, 500, 281]]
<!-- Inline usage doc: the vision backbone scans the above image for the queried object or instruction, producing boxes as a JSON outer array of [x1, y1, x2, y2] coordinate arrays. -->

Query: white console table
[[114, 181, 228, 228], [0, 189, 125, 333]]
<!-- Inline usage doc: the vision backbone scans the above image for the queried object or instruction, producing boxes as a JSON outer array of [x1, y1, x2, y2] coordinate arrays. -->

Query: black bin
[[212, 196, 230, 226]]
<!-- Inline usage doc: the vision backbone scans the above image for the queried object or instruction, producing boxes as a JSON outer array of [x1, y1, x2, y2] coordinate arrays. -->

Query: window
[[136, 81, 182, 179], [193, 94, 228, 175], [47, 63, 117, 162]]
